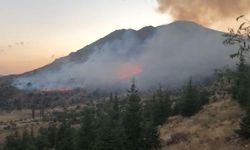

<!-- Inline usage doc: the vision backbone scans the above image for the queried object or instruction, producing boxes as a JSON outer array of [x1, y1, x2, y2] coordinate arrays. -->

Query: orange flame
[[117, 63, 142, 80], [41, 87, 72, 93]]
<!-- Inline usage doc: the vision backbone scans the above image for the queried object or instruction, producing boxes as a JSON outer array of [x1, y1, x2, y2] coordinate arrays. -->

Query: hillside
[[160, 97, 250, 150], [1, 81, 249, 149], [12, 21, 235, 91]]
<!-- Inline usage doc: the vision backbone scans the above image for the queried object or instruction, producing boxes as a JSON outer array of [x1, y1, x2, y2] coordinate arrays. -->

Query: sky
[[0, 0, 249, 75], [0, 0, 170, 75]]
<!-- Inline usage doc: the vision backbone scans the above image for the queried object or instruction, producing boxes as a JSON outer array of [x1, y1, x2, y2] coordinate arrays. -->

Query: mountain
[[13, 21, 235, 91]]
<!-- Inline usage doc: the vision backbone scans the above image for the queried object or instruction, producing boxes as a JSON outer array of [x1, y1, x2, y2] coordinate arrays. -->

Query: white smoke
[[13, 21, 235, 91]]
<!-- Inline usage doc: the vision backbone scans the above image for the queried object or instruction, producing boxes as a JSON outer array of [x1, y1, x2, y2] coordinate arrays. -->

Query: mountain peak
[[168, 20, 204, 27], [172, 20, 200, 24]]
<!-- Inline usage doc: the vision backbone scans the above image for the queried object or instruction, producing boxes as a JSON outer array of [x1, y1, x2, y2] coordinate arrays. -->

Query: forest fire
[[117, 63, 142, 80], [40, 87, 73, 93]]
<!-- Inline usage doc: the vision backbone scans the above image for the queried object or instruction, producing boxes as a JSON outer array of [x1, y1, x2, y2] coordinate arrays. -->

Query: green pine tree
[[94, 111, 126, 150], [180, 79, 200, 117], [55, 121, 76, 150], [35, 128, 50, 150], [152, 87, 172, 126], [142, 121, 160, 150], [77, 105, 96, 150], [238, 104, 250, 139], [123, 80, 143, 150], [223, 16, 250, 139], [4, 131, 21, 150]]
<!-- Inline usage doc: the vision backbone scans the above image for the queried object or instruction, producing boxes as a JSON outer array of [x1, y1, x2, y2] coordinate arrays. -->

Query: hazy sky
[[0, 0, 170, 75], [0, 0, 248, 75]]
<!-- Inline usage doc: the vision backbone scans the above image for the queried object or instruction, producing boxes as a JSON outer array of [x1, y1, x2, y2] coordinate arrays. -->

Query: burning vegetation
[[117, 63, 142, 80], [40, 87, 73, 93]]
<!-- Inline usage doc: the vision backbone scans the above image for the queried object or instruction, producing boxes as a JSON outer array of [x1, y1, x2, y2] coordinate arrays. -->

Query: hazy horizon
[[0, 0, 249, 75]]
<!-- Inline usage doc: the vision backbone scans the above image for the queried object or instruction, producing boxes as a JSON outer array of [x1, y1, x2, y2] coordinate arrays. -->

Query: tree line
[[1, 79, 210, 150], [222, 15, 250, 139]]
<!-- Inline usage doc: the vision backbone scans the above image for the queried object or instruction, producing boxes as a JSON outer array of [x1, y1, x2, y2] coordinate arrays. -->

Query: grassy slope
[[160, 96, 250, 150]]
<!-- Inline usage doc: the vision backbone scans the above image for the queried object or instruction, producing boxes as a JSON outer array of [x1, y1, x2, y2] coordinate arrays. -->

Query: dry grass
[[160, 98, 250, 150], [0, 109, 52, 143], [0, 109, 34, 122], [0, 104, 85, 143]]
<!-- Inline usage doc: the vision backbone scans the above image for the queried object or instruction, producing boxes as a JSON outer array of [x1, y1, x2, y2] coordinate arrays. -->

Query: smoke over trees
[[13, 21, 235, 91]]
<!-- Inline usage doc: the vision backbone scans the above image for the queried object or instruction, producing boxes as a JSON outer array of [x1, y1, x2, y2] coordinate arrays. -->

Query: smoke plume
[[157, 0, 250, 25], [13, 22, 236, 91]]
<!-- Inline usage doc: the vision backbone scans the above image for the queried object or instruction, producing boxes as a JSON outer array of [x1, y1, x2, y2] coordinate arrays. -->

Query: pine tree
[[180, 79, 200, 117], [238, 104, 250, 139], [94, 111, 126, 150], [142, 121, 160, 150], [223, 16, 250, 138], [105, 93, 120, 120], [55, 121, 76, 150], [123, 80, 143, 150], [20, 129, 36, 150], [223, 15, 250, 106], [77, 105, 96, 150], [47, 124, 57, 148], [111, 93, 120, 120], [5, 131, 21, 150], [152, 86, 172, 126], [35, 128, 50, 150]]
